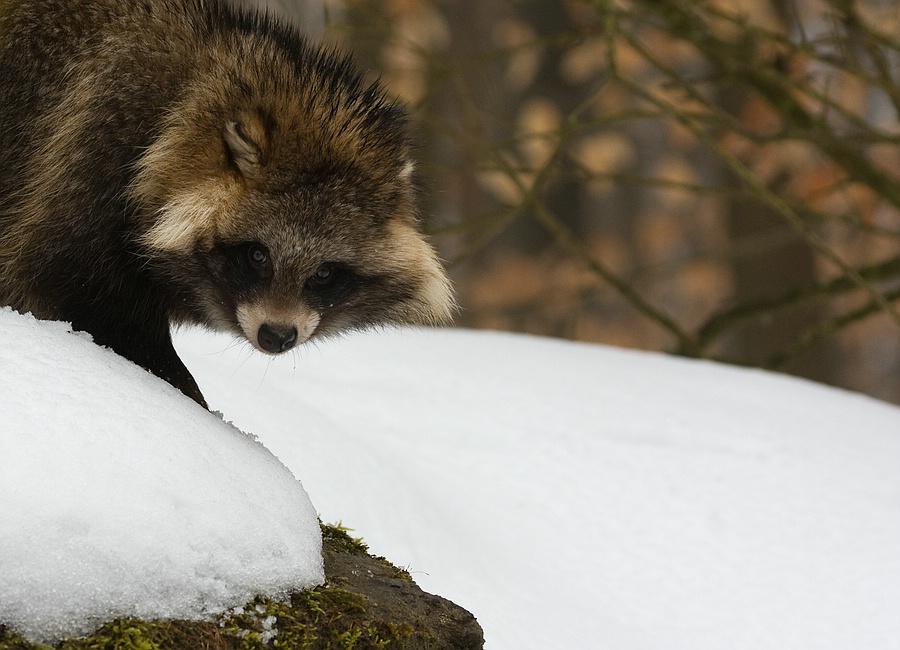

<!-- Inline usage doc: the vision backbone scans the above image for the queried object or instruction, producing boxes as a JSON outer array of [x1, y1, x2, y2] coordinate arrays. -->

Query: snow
[[173, 326, 900, 650], [2, 305, 899, 648], [0, 308, 323, 644]]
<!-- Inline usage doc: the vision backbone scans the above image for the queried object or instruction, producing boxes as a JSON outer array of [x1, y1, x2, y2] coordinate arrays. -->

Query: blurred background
[[236, 0, 900, 405]]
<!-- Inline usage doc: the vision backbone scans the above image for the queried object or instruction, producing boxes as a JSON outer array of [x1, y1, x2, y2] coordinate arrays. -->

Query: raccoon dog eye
[[304, 262, 360, 308], [218, 241, 272, 282], [307, 262, 337, 288], [248, 244, 269, 269]]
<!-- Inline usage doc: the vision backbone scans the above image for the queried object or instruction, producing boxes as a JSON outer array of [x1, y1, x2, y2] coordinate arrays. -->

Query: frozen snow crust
[[0, 308, 324, 644]]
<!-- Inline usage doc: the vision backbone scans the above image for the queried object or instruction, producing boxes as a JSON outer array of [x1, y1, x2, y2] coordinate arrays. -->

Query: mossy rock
[[0, 524, 483, 650]]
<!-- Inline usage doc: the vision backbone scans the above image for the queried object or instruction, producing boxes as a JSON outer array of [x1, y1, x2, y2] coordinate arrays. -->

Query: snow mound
[[175, 326, 900, 650], [0, 308, 324, 644]]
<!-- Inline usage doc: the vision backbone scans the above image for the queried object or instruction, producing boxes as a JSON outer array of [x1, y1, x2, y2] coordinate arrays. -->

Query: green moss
[[60, 620, 224, 650], [0, 627, 51, 650], [320, 523, 411, 583], [1, 620, 223, 650], [320, 523, 369, 557], [59, 621, 161, 650], [213, 586, 420, 650]]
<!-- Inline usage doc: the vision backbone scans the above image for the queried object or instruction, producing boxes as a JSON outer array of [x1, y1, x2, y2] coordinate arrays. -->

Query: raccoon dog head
[[131, 35, 454, 355]]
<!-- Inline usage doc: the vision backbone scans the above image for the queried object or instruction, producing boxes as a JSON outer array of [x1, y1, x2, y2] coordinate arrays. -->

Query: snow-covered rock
[[2, 302, 898, 649], [0, 308, 323, 644]]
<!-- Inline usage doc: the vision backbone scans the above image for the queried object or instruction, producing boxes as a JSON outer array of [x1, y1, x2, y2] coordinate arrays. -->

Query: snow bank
[[0, 308, 323, 644], [175, 326, 900, 650], [3, 302, 897, 649]]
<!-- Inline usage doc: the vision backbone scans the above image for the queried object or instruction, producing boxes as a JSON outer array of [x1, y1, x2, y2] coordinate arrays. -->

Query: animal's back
[[0, 0, 194, 178], [0, 0, 196, 315]]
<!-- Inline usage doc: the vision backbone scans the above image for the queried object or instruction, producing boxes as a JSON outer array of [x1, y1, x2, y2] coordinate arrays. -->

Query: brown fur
[[0, 0, 454, 406]]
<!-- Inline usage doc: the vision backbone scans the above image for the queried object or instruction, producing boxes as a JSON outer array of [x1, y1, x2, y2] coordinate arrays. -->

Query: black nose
[[257, 323, 298, 353]]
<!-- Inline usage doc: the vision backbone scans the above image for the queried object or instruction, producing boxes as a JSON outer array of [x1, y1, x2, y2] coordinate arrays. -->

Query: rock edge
[[0, 524, 484, 650]]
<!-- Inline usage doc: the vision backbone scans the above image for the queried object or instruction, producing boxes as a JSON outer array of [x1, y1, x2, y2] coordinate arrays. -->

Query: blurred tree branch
[[332, 0, 900, 401]]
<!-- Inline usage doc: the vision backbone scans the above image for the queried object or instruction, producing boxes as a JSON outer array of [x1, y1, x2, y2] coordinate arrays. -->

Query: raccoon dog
[[0, 0, 454, 407]]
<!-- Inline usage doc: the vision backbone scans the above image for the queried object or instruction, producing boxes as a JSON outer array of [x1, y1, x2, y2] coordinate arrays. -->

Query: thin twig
[[768, 285, 900, 369], [686, 255, 900, 356]]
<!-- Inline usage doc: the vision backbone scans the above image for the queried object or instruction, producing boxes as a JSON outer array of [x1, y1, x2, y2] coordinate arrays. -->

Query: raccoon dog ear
[[224, 114, 268, 179]]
